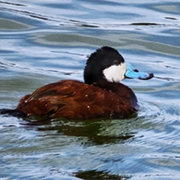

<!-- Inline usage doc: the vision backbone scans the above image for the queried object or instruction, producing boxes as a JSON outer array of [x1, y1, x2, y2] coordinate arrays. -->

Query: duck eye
[[113, 59, 119, 66]]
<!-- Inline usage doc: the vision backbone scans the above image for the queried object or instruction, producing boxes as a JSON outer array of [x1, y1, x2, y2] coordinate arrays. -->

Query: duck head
[[84, 46, 153, 85]]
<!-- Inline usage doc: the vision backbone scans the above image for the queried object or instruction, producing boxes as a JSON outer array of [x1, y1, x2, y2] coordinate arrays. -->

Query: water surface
[[1, 0, 180, 179]]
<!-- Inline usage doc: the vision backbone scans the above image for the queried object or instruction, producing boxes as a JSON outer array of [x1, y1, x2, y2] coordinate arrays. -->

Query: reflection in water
[[36, 119, 135, 145], [75, 170, 130, 180], [1, 0, 180, 179]]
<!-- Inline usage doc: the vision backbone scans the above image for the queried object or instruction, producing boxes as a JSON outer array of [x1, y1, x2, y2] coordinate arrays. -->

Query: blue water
[[1, 0, 180, 179]]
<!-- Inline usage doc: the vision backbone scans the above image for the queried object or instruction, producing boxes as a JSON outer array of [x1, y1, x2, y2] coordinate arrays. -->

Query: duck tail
[[0, 108, 25, 117]]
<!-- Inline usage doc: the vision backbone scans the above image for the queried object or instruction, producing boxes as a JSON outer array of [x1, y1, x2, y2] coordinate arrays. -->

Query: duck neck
[[94, 79, 138, 110]]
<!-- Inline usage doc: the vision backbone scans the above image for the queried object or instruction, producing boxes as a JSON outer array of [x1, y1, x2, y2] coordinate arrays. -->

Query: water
[[1, 0, 180, 179]]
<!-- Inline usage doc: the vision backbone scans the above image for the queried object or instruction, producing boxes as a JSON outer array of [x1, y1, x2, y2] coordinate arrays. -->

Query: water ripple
[[1, 0, 180, 179]]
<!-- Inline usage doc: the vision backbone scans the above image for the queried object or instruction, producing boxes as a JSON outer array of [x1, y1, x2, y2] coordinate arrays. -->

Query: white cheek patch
[[103, 62, 126, 82]]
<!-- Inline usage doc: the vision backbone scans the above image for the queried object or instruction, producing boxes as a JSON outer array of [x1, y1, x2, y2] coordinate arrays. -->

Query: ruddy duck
[[0, 47, 153, 119]]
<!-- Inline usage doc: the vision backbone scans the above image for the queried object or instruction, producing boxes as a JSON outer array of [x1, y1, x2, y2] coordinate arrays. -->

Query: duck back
[[16, 80, 138, 119]]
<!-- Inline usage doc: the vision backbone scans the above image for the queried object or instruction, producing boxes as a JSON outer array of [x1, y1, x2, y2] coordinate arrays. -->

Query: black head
[[84, 46, 125, 84], [84, 46, 154, 85]]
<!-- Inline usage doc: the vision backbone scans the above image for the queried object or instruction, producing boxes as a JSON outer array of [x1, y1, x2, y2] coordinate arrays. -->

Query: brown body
[[17, 80, 138, 119], [0, 47, 153, 120]]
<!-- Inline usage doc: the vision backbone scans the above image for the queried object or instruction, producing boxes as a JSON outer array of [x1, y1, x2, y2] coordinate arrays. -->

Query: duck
[[0, 47, 153, 120]]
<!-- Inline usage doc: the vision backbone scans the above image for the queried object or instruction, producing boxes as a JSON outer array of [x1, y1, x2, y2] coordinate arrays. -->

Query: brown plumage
[[17, 80, 138, 119], [0, 46, 153, 120]]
